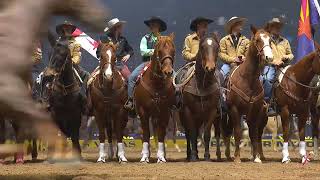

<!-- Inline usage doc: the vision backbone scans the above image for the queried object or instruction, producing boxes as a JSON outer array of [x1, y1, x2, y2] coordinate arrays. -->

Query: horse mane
[[292, 51, 316, 68], [155, 35, 175, 50]]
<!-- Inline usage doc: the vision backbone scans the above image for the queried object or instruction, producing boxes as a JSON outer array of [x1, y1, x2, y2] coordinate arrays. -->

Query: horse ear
[[212, 31, 220, 43], [169, 33, 175, 40], [250, 25, 258, 35]]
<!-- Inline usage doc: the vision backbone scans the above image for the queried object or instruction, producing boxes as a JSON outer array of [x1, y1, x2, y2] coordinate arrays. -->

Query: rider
[[124, 16, 167, 110], [97, 18, 134, 79], [263, 17, 294, 115], [219, 16, 250, 80], [182, 17, 213, 61], [56, 21, 90, 85]]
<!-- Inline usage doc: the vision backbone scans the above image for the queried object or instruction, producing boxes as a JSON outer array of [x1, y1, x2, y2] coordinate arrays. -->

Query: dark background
[[43, 0, 302, 72]]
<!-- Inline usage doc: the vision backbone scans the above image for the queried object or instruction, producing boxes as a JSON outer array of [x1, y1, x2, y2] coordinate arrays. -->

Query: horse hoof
[[140, 156, 149, 163], [234, 157, 241, 163], [0, 159, 5, 165], [118, 156, 128, 164], [204, 154, 211, 162], [157, 157, 167, 163], [189, 155, 199, 162], [253, 157, 262, 163], [97, 157, 106, 163], [15, 158, 24, 164], [260, 156, 266, 161], [282, 157, 291, 164]]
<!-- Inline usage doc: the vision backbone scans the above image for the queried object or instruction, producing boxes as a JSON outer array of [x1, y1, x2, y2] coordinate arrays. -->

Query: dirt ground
[[1, 145, 320, 180]]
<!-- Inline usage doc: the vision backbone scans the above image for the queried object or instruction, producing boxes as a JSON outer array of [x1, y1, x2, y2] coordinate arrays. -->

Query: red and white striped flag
[[72, 28, 99, 59]]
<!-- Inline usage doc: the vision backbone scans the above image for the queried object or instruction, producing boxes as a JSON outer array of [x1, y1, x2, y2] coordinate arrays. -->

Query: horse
[[46, 39, 83, 160], [87, 43, 128, 163], [275, 46, 320, 163], [134, 34, 175, 163], [179, 34, 222, 161], [223, 26, 273, 163]]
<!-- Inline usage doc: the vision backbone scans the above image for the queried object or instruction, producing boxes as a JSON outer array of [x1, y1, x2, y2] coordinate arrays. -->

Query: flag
[[72, 28, 99, 59], [294, 0, 320, 63]]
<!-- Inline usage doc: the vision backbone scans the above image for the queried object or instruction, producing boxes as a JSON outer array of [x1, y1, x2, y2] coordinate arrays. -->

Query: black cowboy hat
[[264, 17, 284, 31], [144, 16, 167, 32], [190, 17, 214, 31], [56, 21, 77, 35]]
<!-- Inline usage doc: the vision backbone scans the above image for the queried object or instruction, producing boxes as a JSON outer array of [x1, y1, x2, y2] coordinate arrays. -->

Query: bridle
[[254, 38, 272, 65], [152, 49, 174, 79]]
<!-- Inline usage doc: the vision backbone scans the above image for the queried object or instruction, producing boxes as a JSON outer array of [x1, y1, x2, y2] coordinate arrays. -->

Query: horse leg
[[106, 119, 114, 160], [247, 121, 259, 163], [156, 112, 170, 163], [297, 113, 308, 163], [70, 122, 81, 160], [230, 106, 241, 163], [139, 109, 150, 163], [96, 114, 106, 163], [203, 109, 216, 161], [311, 108, 319, 159], [31, 138, 38, 161], [280, 106, 290, 163], [12, 121, 24, 164], [116, 108, 128, 163], [221, 111, 232, 161], [214, 116, 222, 161], [258, 110, 268, 162], [180, 110, 191, 160]]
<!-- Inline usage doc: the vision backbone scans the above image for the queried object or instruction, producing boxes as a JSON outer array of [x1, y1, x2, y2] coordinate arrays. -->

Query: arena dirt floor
[[1, 144, 320, 180]]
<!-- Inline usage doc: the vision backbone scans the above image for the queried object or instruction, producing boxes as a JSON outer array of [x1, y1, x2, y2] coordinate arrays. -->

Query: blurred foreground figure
[[0, 0, 108, 160]]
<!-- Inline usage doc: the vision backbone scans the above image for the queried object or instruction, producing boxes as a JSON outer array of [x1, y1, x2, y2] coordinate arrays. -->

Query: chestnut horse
[[87, 43, 128, 163], [180, 34, 222, 161], [275, 47, 320, 163], [134, 34, 175, 163], [224, 26, 273, 163]]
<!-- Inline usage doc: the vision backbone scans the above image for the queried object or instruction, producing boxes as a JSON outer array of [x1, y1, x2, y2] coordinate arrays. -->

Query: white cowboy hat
[[224, 16, 247, 34], [104, 18, 126, 32]]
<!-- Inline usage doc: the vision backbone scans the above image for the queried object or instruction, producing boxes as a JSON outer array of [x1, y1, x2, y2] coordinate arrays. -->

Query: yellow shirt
[[270, 36, 294, 64], [68, 39, 82, 65], [32, 45, 42, 64], [182, 33, 199, 62], [219, 34, 250, 63]]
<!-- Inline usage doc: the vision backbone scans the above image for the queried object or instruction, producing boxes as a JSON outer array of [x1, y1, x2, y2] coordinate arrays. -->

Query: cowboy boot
[[124, 98, 134, 111]]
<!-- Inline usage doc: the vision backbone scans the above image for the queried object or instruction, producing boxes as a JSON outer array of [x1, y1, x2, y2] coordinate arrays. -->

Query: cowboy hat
[[190, 17, 213, 31], [224, 16, 247, 34], [104, 18, 127, 32], [56, 21, 77, 35], [265, 17, 284, 28], [144, 16, 167, 32]]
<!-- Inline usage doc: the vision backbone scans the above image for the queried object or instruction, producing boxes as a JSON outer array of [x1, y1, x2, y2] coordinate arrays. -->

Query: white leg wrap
[[299, 141, 306, 157], [140, 142, 150, 163], [282, 142, 290, 163], [117, 143, 127, 163], [157, 142, 166, 163], [97, 143, 106, 163]]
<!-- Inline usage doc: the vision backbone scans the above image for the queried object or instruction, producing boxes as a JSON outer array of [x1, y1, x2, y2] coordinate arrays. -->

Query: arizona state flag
[[294, 0, 320, 63]]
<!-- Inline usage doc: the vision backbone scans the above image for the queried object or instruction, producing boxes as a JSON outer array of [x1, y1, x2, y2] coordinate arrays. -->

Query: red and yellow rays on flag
[[298, 0, 313, 40]]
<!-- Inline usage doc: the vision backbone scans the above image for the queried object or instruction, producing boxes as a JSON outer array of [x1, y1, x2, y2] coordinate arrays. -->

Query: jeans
[[128, 62, 149, 98], [261, 65, 276, 101], [116, 61, 131, 80], [220, 63, 231, 80]]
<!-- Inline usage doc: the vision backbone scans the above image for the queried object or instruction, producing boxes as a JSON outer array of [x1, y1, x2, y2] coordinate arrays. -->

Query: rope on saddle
[[173, 61, 196, 89]]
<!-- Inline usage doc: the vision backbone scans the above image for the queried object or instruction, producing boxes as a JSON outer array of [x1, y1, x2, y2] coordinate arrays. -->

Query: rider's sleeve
[[238, 38, 250, 59], [219, 38, 234, 63], [32, 46, 42, 64], [283, 40, 294, 61], [182, 36, 196, 61], [125, 38, 134, 57], [71, 43, 82, 65], [140, 36, 154, 57]]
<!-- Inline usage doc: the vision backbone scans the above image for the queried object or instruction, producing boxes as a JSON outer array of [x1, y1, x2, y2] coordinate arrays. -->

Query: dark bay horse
[[46, 39, 83, 160], [87, 43, 128, 163], [180, 34, 222, 162], [224, 26, 273, 163], [275, 47, 320, 163], [134, 34, 176, 163]]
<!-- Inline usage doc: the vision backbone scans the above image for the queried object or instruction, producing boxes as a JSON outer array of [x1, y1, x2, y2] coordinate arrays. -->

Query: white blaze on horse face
[[207, 39, 213, 46], [105, 49, 113, 77], [260, 34, 274, 60]]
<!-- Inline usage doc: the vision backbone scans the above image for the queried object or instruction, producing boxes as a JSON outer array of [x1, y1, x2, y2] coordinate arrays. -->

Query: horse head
[[197, 33, 220, 73], [251, 25, 274, 65], [46, 41, 70, 77], [152, 33, 175, 79], [99, 42, 117, 82]]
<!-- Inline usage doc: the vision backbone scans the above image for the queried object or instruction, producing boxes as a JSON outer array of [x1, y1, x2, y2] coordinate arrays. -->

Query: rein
[[278, 67, 320, 90]]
